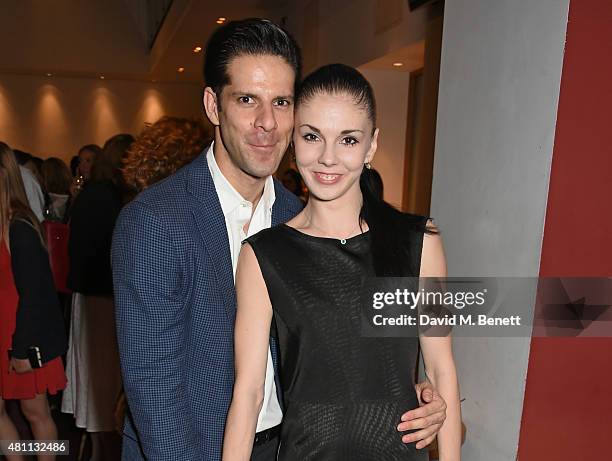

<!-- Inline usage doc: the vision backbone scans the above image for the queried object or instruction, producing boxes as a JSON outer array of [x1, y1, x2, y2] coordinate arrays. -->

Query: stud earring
[[365, 162, 372, 169]]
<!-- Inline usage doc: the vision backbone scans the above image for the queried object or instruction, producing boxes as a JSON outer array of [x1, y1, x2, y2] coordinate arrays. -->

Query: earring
[[365, 162, 372, 169]]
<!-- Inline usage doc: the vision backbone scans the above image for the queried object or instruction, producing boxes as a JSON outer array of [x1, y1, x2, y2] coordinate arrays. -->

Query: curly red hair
[[123, 116, 212, 193]]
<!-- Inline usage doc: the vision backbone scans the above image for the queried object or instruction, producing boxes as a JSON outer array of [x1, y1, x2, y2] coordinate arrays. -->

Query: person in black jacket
[[61, 134, 133, 461], [0, 142, 67, 460]]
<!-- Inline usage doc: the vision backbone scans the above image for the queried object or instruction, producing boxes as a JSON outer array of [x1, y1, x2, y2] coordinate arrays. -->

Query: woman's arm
[[223, 243, 274, 461], [419, 221, 462, 460], [9, 220, 46, 360]]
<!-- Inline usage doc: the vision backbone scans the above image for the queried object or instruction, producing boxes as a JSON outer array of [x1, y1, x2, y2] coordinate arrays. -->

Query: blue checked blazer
[[111, 152, 303, 461]]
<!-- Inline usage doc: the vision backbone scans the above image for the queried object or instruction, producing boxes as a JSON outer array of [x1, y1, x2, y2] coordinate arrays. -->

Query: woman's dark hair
[[297, 63, 437, 276], [91, 134, 134, 184], [203, 18, 301, 102], [70, 155, 79, 176], [41, 157, 72, 195], [365, 167, 384, 201], [281, 168, 304, 197], [12, 149, 32, 166], [78, 144, 102, 158]]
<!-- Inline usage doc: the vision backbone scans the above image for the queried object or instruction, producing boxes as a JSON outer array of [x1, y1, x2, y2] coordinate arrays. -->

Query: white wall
[[430, 0, 570, 459], [358, 68, 411, 209], [0, 74, 202, 162]]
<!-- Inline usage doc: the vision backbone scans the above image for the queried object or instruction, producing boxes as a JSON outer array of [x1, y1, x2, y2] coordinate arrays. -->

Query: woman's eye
[[341, 137, 358, 146], [303, 133, 319, 143]]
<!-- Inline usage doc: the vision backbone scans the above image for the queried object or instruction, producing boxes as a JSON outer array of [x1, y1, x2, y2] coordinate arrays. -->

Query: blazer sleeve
[[111, 201, 200, 460], [9, 220, 44, 358]]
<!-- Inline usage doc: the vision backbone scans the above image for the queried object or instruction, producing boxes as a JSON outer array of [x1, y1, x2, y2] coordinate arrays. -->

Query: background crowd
[[0, 116, 224, 461], [0, 110, 363, 461]]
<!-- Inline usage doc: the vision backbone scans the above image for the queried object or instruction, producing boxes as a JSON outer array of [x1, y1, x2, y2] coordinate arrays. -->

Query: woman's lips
[[313, 172, 343, 185]]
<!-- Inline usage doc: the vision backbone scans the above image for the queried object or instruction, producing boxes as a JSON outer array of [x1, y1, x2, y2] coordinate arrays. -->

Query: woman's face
[[293, 92, 378, 203], [78, 150, 95, 178]]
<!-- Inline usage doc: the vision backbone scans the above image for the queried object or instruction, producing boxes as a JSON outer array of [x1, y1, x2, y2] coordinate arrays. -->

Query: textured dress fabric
[[61, 293, 122, 432], [246, 219, 429, 461]]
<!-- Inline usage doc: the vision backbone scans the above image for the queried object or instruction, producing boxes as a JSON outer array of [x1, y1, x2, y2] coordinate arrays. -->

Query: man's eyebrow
[[229, 92, 294, 101], [230, 91, 258, 99], [299, 124, 321, 133]]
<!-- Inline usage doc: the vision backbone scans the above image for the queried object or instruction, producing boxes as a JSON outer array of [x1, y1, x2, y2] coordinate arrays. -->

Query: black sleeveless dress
[[246, 217, 429, 461]]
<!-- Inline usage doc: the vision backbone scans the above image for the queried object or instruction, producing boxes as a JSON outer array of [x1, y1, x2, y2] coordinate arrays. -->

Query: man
[[112, 19, 446, 461]]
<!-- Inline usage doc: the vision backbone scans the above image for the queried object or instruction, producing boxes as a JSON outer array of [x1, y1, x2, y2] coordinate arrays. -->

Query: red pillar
[[517, 0, 612, 458]]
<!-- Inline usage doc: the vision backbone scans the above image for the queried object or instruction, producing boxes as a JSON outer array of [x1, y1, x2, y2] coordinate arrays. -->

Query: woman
[[122, 115, 212, 198], [61, 134, 133, 461], [0, 143, 67, 461], [223, 65, 461, 460], [69, 144, 101, 198], [41, 157, 72, 221]]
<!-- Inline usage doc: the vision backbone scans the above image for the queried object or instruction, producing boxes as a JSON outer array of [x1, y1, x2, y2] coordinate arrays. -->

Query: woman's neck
[[299, 186, 367, 239]]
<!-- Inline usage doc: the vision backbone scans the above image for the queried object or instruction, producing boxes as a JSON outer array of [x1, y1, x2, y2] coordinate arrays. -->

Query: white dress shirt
[[19, 165, 45, 221], [207, 144, 283, 432]]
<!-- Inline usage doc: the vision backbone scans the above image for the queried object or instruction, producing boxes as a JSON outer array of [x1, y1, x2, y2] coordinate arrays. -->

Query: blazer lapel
[[186, 154, 236, 321]]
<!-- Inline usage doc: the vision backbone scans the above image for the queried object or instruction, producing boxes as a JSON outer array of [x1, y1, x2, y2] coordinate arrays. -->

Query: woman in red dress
[[0, 143, 67, 461]]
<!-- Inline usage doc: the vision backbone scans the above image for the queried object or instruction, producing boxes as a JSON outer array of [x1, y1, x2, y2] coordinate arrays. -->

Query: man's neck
[[212, 140, 267, 206]]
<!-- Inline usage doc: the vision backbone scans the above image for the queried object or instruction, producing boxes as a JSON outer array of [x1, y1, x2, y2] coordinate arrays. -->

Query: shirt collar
[[206, 141, 276, 216]]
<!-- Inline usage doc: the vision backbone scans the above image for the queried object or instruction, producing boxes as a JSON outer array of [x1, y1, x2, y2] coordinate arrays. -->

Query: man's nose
[[254, 104, 278, 132]]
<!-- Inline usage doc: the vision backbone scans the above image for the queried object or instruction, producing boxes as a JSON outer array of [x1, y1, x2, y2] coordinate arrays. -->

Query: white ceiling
[[0, 0, 288, 83], [360, 41, 425, 73], [0, 0, 423, 84]]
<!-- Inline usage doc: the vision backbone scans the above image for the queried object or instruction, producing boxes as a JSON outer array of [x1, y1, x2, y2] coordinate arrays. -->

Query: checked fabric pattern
[[111, 152, 302, 460]]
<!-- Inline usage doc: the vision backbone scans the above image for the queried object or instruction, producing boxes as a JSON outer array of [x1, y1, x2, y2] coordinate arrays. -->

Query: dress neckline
[[280, 223, 370, 244]]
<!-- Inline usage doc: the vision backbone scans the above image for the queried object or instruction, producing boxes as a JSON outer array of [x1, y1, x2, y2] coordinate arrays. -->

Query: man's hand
[[397, 380, 447, 449], [9, 357, 33, 374]]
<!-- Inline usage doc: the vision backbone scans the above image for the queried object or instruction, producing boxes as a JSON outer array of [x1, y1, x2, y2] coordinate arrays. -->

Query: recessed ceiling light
[[177, 67, 185, 73], [216, 17, 226, 24], [193, 46, 202, 53], [46, 73, 52, 77], [393, 62, 404, 67]]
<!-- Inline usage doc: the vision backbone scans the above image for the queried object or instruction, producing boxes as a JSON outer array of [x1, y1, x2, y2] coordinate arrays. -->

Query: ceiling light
[[193, 46, 202, 53], [216, 17, 226, 24], [100, 75, 105, 80], [46, 73, 52, 77], [177, 67, 185, 73], [393, 62, 404, 67]]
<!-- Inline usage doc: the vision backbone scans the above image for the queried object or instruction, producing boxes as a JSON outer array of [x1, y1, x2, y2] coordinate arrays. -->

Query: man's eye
[[238, 96, 253, 104], [274, 99, 291, 107], [303, 133, 319, 143], [341, 137, 358, 146]]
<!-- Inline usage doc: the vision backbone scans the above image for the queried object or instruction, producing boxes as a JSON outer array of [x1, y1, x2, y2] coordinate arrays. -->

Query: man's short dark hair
[[203, 18, 301, 100]]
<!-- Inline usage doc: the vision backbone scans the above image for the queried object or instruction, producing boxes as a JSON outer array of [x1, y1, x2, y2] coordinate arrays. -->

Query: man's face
[[205, 54, 295, 180]]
